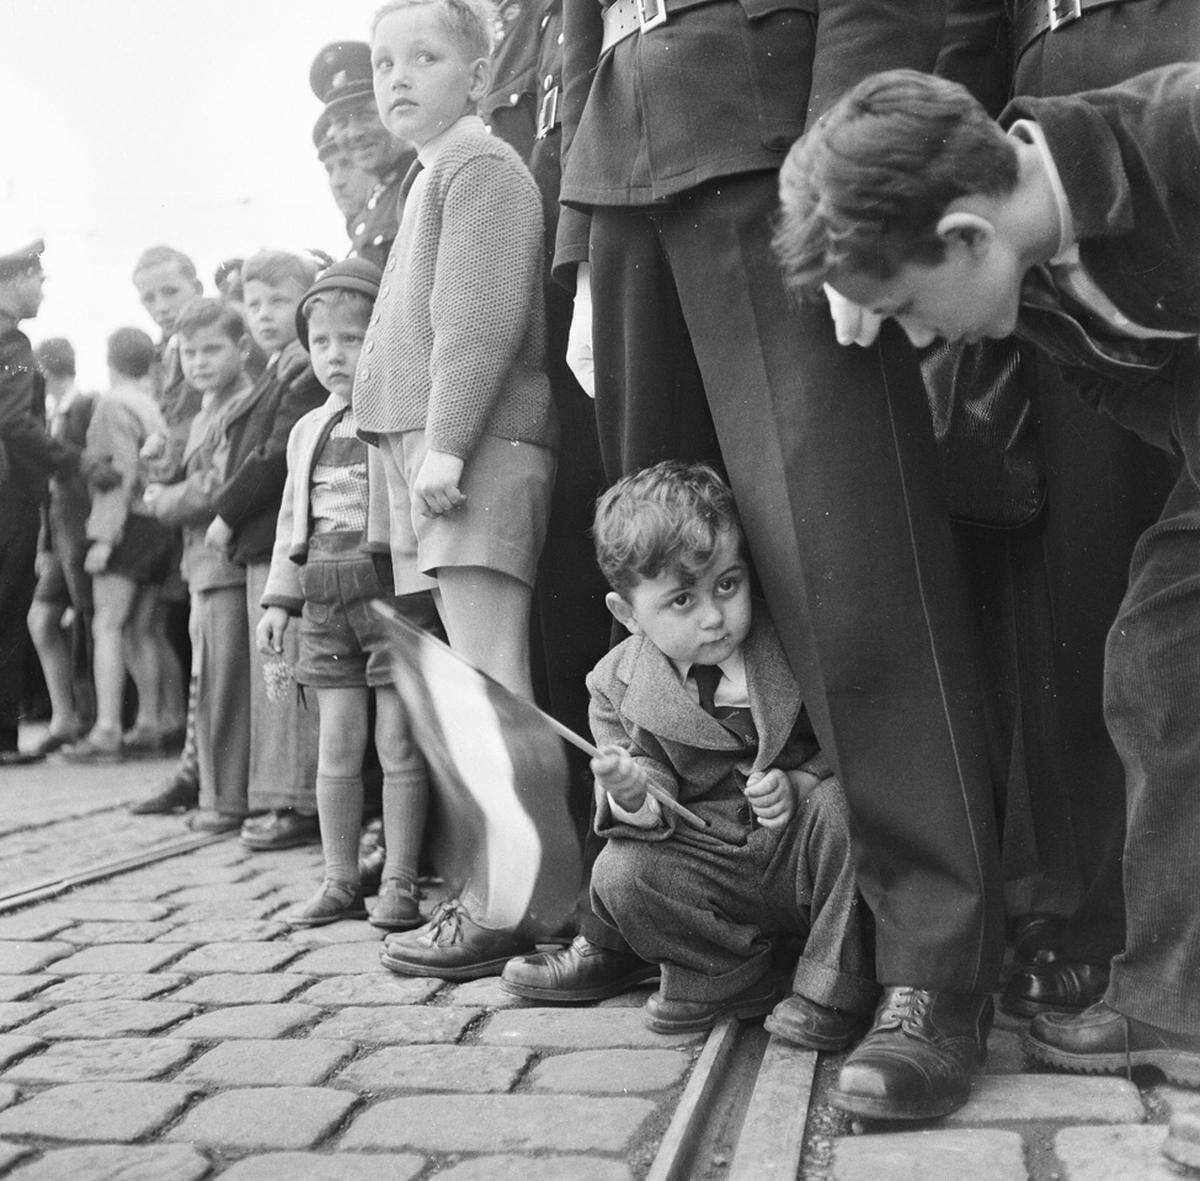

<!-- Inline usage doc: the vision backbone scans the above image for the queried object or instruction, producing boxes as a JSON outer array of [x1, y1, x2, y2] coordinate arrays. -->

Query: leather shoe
[[830, 987, 992, 1120], [1001, 960, 1108, 1018], [286, 882, 367, 927], [1023, 1000, 1200, 1086], [0, 747, 45, 766], [379, 899, 534, 981], [1164, 1111, 1200, 1171], [643, 974, 779, 1035], [241, 809, 320, 851], [1009, 911, 1068, 965], [186, 810, 245, 834], [764, 993, 871, 1052], [129, 775, 199, 814], [501, 935, 659, 1003]]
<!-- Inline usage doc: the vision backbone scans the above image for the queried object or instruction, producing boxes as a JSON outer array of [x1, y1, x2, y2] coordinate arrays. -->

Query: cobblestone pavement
[[0, 756, 1194, 1179]]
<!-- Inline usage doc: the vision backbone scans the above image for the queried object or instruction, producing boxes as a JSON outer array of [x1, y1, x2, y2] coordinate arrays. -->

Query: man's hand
[[566, 263, 595, 397], [256, 606, 291, 655], [205, 516, 233, 551], [743, 767, 794, 829], [84, 542, 113, 576], [592, 743, 647, 814], [413, 450, 466, 517], [824, 283, 883, 348]]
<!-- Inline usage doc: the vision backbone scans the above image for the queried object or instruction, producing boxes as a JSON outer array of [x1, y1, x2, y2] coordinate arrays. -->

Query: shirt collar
[[1009, 118, 1075, 260], [670, 646, 747, 688], [417, 113, 486, 169]]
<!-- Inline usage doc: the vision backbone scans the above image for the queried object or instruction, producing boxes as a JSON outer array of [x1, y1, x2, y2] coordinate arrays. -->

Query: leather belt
[[1013, 0, 1134, 62], [601, 0, 670, 54]]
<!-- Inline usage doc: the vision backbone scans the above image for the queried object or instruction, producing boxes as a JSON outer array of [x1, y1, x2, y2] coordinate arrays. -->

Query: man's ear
[[605, 591, 640, 635], [935, 210, 995, 257]]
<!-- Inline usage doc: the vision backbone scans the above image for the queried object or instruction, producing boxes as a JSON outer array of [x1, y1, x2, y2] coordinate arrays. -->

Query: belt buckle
[[536, 84, 560, 140], [1047, 0, 1082, 31], [637, 0, 667, 34]]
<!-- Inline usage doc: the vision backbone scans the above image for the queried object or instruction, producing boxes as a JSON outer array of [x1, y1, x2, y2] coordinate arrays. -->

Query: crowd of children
[[3, 0, 1200, 1162]]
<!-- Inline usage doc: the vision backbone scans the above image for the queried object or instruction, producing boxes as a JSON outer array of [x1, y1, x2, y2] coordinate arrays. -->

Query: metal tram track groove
[[0, 831, 237, 915], [648, 1017, 819, 1181]]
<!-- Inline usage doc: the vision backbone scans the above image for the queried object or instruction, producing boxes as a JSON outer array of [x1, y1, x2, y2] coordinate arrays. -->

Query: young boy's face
[[372, 6, 489, 149], [178, 323, 245, 397], [243, 278, 306, 354], [134, 262, 202, 337], [609, 527, 752, 669], [830, 232, 1025, 349], [306, 300, 367, 401]]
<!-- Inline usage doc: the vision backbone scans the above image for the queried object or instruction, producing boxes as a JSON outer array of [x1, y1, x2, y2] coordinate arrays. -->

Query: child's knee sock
[[316, 773, 364, 892], [382, 768, 429, 887]]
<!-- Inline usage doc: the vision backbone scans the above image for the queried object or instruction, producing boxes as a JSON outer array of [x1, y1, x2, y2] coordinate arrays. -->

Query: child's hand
[[592, 743, 647, 813], [140, 432, 166, 461], [84, 542, 112, 576], [256, 606, 290, 655], [743, 768, 794, 829], [823, 283, 883, 348], [205, 516, 233, 551], [142, 483, 164, 507], [413, 450, 466, 517]]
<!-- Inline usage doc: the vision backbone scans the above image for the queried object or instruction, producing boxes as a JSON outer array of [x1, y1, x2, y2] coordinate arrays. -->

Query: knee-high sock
[[316, 773, 363, 889]]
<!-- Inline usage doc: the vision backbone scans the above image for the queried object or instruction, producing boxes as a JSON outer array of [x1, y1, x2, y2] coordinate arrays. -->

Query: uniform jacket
[[0, 320, 77, 507], [588, 605, 832, 846], [213, 356, 326, 567], [347, 152, 417, 269], [1007, 64, 1200, 447], [553, 0, 944, 277]]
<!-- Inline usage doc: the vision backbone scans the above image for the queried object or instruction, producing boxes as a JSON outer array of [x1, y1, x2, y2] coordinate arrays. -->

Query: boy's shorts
[[106, 514, 175, 586], [293, 532, 439, 690], [377, 430, 555, 594]]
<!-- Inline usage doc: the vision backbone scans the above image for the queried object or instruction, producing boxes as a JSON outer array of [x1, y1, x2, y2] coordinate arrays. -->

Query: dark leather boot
[[830, 987, 992, 1120]]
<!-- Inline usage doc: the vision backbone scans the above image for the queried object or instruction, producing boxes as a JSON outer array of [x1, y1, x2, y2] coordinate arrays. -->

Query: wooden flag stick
[[534, 705, 710, 831]]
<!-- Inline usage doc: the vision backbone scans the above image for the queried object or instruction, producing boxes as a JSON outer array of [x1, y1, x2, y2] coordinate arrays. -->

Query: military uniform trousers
[[591, 776, 877, 1010], [590, 169, 1005, 991]]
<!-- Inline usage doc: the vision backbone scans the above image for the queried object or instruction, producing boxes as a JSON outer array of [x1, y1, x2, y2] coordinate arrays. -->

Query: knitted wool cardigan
[[353, 122, 557, 459]]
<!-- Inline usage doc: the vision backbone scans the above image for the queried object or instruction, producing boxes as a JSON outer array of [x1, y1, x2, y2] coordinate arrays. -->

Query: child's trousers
[[591, 776, 877, 1013], [193, 584, 250, 816]]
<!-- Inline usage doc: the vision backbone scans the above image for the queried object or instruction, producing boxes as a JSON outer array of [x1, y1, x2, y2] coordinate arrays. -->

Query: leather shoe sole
[[240, 812, 320, 851], [500, 937, 660, 1003], [764, 993, 870, 1052], [643, 975, 779, 1034], [1023, 1003, 1200, 1086]]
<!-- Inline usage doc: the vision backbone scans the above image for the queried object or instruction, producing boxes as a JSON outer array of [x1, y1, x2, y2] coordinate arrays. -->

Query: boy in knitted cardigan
[[359, 0, 557, 978]]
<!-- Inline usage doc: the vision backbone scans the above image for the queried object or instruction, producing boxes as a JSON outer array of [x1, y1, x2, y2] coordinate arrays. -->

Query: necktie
[[691, 664, 722, 717]]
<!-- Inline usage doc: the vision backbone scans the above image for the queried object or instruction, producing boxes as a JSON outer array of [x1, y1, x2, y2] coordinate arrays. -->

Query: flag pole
[[533, 704, 710, 831]]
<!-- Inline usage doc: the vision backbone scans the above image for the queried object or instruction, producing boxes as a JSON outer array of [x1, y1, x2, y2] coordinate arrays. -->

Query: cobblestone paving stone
[[0, 777, 1190, 1179]]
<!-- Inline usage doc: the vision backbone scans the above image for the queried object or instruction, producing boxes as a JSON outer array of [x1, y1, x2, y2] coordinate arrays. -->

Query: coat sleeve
[[551, 0, 602, 286], [588, 671, 684, 843], [84, 400, 141, 545], [0, 332, 78, 485], [426, 154, 546, 458], [806, 0, 944, 125], [260, 423, 305, 613]]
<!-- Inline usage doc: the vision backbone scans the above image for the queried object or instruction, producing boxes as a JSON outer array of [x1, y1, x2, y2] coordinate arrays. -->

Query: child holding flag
[[258, 260, 439, 928]]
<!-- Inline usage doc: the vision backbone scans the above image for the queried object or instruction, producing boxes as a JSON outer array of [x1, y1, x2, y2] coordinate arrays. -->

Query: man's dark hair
[[34, 337, 75, 378], [106, 327, 158, 380]]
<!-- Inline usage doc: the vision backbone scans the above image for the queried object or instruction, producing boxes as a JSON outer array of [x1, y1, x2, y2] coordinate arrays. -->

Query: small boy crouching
[[258, 259, 438, 929], [587, 461, 877, 1042]]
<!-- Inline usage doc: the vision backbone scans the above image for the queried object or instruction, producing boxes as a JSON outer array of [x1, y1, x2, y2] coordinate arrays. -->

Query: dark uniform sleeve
[[0, 327, 78, 499]]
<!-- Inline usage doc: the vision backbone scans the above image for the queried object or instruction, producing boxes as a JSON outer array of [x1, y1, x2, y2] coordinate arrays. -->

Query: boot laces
[[424, 898, 468, 946], [878, 986, 931, 1034]]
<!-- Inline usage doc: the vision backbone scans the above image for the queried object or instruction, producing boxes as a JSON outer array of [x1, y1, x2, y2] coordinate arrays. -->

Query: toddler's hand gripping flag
[[371, 598, 582, 939]]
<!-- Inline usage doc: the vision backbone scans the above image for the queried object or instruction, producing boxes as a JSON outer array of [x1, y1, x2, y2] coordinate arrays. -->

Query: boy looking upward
[[359, 0, 557, 980], [584, 462, 877, 1043], [776, 64, 1200, 1109]]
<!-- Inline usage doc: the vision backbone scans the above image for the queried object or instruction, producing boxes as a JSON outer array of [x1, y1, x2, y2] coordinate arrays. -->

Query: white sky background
[[0, 0, 385, 387]]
